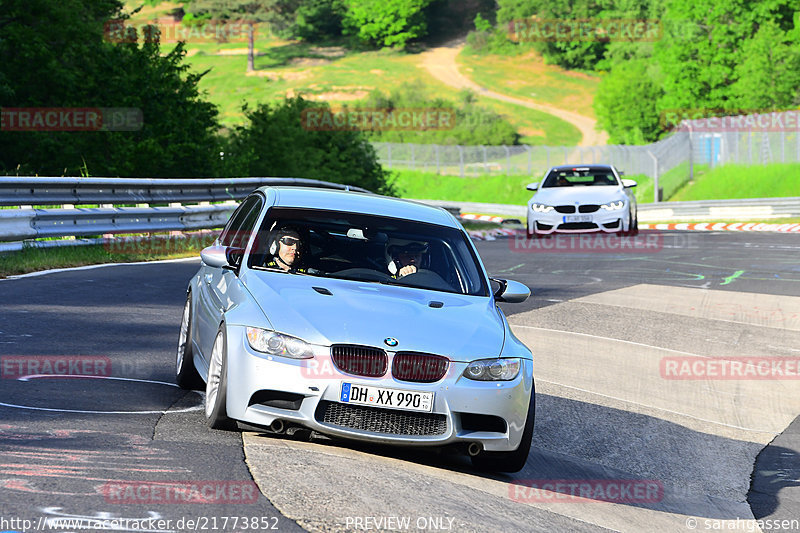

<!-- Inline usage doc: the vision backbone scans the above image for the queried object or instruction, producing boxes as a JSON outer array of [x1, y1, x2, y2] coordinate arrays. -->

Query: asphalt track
[[0, 230, 798, 532]]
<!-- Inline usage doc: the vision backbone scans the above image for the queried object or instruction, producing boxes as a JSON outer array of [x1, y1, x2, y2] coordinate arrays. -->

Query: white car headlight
[[246, 328, 313, 359], [600, 200, 625, 210], [532, 203, 554, 213], [463, 358, 521, 381]]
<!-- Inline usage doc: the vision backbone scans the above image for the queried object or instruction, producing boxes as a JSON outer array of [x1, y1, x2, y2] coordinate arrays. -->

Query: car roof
[[255, 186, 460, 228], [549, 164, 618, 172]]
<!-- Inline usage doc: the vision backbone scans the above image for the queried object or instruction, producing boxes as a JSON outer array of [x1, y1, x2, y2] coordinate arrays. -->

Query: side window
[[219, 195, 263, 248]]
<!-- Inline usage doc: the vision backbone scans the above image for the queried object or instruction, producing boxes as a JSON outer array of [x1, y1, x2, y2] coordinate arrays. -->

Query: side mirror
[[618, 170, 626, 176], [489, 278, 531, 303], [526, 182, 539, 191], [622, 179, 638, 188], [200, 245, 243, 269]]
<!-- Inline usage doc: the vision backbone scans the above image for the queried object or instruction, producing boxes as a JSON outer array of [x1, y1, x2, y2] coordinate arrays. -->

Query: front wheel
[[205, 327, 237, 430], [470, 383, 535, 473]]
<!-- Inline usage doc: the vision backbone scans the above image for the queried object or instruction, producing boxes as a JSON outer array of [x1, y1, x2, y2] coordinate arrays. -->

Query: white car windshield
[[541, 168, 619, 187], [247, 208, 489, 297]]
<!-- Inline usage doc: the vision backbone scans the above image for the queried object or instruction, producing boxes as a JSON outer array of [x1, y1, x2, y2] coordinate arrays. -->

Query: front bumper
[[223, 325, 534, 452], [527, 205, 628, 234]]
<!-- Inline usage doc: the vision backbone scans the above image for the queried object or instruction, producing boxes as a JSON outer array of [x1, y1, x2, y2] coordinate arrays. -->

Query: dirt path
[[419, 40, 607, 147]]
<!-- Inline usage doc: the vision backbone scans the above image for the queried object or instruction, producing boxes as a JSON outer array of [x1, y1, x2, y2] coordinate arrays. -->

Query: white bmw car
[[177, 186, 536, 472], [526, 165, 638, 238]]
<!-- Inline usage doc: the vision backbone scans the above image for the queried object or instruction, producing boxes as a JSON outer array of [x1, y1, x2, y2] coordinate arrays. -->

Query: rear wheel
[[205, 327, 237, 430], [176, 294, 203, 390], [470, 383, 535, 473]]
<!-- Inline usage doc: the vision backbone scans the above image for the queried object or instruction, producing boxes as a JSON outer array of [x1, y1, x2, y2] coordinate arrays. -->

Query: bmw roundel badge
[[384, 337, 399, 347]]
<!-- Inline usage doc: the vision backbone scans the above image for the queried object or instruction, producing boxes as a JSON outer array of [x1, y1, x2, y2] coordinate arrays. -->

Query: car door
[[195, 195, 263, 365]]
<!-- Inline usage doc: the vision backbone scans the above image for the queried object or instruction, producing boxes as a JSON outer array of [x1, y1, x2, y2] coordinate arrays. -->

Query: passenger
[[387, 241, 428, 278]]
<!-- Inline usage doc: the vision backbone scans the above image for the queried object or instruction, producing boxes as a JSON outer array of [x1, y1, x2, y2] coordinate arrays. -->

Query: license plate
[[340, 383, 434, 413], [564, 215, 592, 223]]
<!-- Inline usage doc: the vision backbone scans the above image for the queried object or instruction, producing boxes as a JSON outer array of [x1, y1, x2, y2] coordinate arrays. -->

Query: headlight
[[532, 203, 554, 213], [246, 328, 313, 359], [600, 200, 625, 210], [463, 358, 521, 381]]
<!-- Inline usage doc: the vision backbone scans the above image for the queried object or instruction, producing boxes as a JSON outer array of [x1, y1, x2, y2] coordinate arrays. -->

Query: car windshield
[[247, 207, 489, 297], [541, 168, 619, 187]]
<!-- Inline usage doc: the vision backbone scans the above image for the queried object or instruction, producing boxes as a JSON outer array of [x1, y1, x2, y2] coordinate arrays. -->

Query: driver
[[265, 227, 308, 273], [387, 241, 428, 278]]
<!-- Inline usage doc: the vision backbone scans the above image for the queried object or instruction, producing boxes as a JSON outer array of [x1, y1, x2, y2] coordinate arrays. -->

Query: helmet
[[268, 226, 303, 257], [385, 239, 429, 275]]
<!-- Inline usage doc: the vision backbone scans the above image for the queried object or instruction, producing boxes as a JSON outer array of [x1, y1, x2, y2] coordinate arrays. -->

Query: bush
[[351, 82, 520, 145], [222, 97, 396, 195]]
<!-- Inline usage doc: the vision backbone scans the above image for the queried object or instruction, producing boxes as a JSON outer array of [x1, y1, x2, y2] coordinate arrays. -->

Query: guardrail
[[416, 197, 800, 223], [0, 177, 371, 251], [0, 176, 369, 206]]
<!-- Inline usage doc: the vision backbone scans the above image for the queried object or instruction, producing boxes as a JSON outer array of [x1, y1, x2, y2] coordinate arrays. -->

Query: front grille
[[555, 205, 576, 214], [558, 222, 598, 230], [331, 345, 387, 378], [392, 352, 449, 383], [579, 204, 600, 213], [315, 401, 447, 436]]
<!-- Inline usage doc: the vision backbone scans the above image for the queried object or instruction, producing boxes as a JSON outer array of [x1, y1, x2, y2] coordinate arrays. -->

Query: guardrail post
[[387, 143, 392, 169], [411, 144, 415, 170], [458, 146, 464, 177], [647, 150, 659, 202], [482, 145, 488, 174], [436, 144, 440, 174], [528, 146, 533, 175], [504, 146, 510, 174]]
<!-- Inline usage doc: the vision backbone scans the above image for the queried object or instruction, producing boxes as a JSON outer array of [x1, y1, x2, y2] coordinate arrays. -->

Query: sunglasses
[[279, 237, 300, 247]]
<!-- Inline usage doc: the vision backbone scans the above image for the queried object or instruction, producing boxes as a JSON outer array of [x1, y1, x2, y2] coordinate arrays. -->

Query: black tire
[[205, 326, 237, 431], [631, 214, 639, 236], [470, 382, 535, 473], [176, 293, 203, 390]]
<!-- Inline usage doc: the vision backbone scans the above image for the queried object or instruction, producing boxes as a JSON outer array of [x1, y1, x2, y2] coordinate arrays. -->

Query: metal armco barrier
[[0, 176, 369, 206], [416, 197, 800, 222], [0, 176, 372, 247], [0, 204, 235, 242]]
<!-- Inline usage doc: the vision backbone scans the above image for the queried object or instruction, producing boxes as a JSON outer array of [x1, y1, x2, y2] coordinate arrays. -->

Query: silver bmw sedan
[[176, 186, 535, 472]]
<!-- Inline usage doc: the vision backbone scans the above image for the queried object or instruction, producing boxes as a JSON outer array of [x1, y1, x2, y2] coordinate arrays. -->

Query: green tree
[[0, 0, 220, 177], [184, 0, 273, 72], [730, 19, 800, 109], [342, 0, 435, 48], [594, 59, 663, 144], [223, 97, 395, 194]]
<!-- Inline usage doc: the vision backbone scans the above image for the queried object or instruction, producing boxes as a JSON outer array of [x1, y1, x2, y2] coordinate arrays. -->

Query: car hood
[[243, 271, 506, 361], [531, 186, 625, 205]]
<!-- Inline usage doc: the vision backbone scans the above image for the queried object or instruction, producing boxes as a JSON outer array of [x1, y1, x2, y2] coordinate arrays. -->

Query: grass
[[458, 47, 601, 119], [392, 169, 654, 206], [119, 2, 581, 145], [669, 163, 800, 201], [0, 233, 216, 278]]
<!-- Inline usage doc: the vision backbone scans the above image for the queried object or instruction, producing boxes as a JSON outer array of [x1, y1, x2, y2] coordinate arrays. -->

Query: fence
[[372, 111, 800, 203]]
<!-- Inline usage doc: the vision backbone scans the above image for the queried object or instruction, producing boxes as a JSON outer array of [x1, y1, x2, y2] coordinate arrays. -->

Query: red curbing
[[639, 222, 800, 232]]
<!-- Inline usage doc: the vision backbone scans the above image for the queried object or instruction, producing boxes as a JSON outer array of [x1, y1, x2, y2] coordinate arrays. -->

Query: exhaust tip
[[270, 419, 286, 433], [467, 442, 483, 456]]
